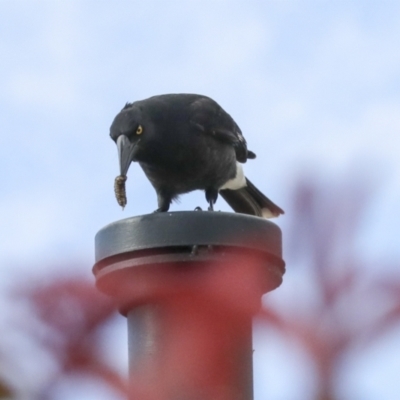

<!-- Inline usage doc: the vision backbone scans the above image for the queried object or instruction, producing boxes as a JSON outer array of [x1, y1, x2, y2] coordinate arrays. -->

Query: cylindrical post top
[[94, 211, 283, 262], [93, 211, 285, 302]]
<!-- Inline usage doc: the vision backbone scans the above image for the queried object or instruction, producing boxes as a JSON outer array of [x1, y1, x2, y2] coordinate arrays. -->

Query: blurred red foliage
[[259, 178, 400, 400], [10, 279, 128, 399]]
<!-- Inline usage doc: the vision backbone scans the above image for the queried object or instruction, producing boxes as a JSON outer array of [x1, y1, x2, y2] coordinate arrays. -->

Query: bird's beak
[[117, 135, 136, 176]]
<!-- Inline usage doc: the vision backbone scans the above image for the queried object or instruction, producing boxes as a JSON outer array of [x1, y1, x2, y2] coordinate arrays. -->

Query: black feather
[[220, 178, 284, 218]]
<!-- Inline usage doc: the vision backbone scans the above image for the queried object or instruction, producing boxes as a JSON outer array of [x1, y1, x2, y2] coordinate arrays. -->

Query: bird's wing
[[189, 97, 253, 162]]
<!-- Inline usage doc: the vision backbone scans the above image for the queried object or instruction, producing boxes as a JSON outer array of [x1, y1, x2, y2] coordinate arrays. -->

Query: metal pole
[[93, 211, 284, 400]]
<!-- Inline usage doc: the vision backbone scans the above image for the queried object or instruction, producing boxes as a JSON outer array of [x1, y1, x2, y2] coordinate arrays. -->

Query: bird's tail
[[219, 178, 284, 218]]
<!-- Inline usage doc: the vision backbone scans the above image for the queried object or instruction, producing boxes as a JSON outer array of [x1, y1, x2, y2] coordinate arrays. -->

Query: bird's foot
[[205, 188, 218, 212], [153, 208, 168, 213]]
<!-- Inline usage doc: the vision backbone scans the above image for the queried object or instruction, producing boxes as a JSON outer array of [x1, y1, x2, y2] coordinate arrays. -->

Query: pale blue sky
[[1, 1, 400, 399]]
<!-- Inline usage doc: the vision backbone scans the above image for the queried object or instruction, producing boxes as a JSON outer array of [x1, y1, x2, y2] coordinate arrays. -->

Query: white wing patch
[[220, 162, 246, 190]]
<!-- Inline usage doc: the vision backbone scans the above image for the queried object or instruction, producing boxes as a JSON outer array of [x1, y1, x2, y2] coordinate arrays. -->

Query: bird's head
[[110, 104, 148, 176]]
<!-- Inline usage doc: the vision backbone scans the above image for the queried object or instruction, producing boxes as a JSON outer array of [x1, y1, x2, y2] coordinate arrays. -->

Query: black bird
[[110, 93, 284, 218]]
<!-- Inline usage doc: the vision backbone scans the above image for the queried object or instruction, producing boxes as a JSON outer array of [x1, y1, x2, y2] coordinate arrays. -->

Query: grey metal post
[[93, 211, 284, 400]]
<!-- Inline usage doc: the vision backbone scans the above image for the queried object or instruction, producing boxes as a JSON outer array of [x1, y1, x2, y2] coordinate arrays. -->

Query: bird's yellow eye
[[136, 125, 143, 135]]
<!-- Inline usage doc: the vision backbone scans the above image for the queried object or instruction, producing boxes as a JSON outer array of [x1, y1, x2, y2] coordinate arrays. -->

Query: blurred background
[[1, 1, 399, 399]]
